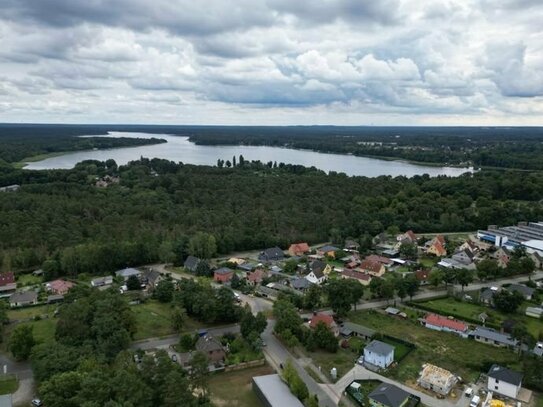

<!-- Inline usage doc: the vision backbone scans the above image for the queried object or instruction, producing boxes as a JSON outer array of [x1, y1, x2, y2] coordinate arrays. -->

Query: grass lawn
[[347, 379, 381, 406], [417, 297, 543, 338], [132, 300, 207, 341], [208, 364, 274, 407], [7, 304, 56, 321], [378, 337, 412, 361], [0, 375, 18, 395], [348, 310, 521, 384], [309, 348, 356, 382], [419, 257, 438, 268]]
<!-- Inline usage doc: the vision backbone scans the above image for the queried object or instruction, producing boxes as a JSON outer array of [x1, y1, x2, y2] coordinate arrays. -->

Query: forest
[[1, 155, 543, 276]]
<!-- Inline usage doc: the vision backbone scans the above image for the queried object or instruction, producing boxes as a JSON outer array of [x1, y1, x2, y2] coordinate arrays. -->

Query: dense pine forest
[[1, 156, 542, 276]]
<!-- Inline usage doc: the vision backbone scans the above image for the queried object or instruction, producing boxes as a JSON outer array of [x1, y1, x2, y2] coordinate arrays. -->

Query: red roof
[[415, 269, 430, 281], [425, 313, 467, 332], [430, 240, 447, 256], [289, 242, 310, 254], [406, 230, 417, 241], [248, 269, 265, 283], [342, 269, 371, 281], [434, 235, 446, 245], [360, 260, 383, 274], [309, 313, 335, 329], [48, 279, 75, 294], [0, 272, 15, 287], [365, 255, 392, 265]]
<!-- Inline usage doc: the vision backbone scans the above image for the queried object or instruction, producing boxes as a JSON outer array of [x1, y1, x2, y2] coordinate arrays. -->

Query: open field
[[378, 337, 413, 362], [15, 273, 42, 287], [208, 364, 274, 407], [309, 348, 356, 382], [132, 300, 208, 340], [348, 310, 521, 383], [0, 375, 18, 395], [7, 304, 56, 321], [416, 297, 543, 338]]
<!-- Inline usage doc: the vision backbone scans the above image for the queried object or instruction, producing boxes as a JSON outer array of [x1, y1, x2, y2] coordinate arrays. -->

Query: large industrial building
[[252, 374, 304, 407], [477, 221, 543, 251]]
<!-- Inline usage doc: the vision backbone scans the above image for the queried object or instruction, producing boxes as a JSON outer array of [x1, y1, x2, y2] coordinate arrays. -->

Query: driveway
[[0, 354, 34, 405]]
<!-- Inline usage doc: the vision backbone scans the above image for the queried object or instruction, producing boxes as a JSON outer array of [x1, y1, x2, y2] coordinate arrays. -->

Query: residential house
[[508, 284, 534, 300], [258, 247, 284, 262], [47, 294, 64, 304], [252, 374, 304, 407], [227, 257, 245, 266], [46, 279, 75, 295], [496, 247, 511, 269], [526, 306, 543, 319], [237, 263, 256, 272], [339, 322, 375, 341], [91, 276, 113, 288], [385, 307, 407, 318], [470, 326, 518, 348], [0, 272, 17, 293], [291, 277, 312, 291], [396, 230, 417, 244], [368, 383, 414, 407], [308, 313, 339, 336], [195, 335, 226, 364], [247, 269, 266, 286], [451, 249, 474, 266], [305, 260, 331, 285], [142, 269, 162, 289], [115, 268, 141, 281], [487, 364, 523, 400], [423, 314, 469, 338], [417, 364, 457, 396], [361, 340, 394, 369], [458, 240, 478, 254], [288, 242, 310, 257], [479, 288, 497, 305], [359, 259, 385, 277], [414, 269, 431, 285], [533, 342, 543, 357], [316, 245, 340, 258], [365, 254, 393, 267], [426, 236, 447, 257], [9, 291, 38, 307], [344, 239, 360, 251], [184, 256, 201, 273], [213, 267, 234, 283], [341, 269, 372, 286]]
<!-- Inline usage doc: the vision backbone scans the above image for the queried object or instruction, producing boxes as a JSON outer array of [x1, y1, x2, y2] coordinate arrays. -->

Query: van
[[464, 387, 473, 397], [469, 395, 480, 407]]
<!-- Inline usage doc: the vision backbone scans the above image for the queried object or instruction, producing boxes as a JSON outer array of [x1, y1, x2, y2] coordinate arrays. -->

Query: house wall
[[364, 350, 393, 368], [487, 377, 520, 399], [419, 379, 453, 396], [474, 335, 507, 347], [425, 323, 468, 338]]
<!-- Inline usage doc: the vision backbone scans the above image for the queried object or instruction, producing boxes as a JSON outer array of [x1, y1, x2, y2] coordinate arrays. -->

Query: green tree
[[189, 351, 210, 397], [494, 290, 524, 313], [456, 268, 474, 292], [40, 370, 83, 407], [429, 269, 444, 288], [171, 308, 185, 332], [9, 325, 35, 360], [303, 284, 323, 310], [179, 334, 196, 352], [476, 259, 499, 281], [312, 322, 338, 352], [154, 279, 175, 303], [399, 242, 417, 260], [126, 275, 141, 291], [188, 232, 217, 259]]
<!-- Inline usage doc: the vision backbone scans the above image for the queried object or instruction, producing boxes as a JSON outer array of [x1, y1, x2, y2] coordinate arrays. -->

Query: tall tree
[[9, 325, 35, 360]]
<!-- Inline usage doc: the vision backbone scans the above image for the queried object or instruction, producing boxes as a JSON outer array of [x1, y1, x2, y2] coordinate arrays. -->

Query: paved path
[[0, 354, 34, 405], [333, 364, 469, 407]]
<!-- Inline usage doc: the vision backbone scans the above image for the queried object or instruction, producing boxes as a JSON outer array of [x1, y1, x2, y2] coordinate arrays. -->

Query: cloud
[[0, 0, 541, 124]]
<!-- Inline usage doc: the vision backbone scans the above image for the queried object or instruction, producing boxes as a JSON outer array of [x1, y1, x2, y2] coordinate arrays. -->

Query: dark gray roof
[[310, 260, 327, 278], [259, 247, 284, 261], [252, 374, 304, 407], [365, 340, 394, 357], [319, 245, 339, 253], [479, 288, 496, 301], [291, 277, 312, 290], [508, 284, 535, 298], [487, 364, 523, 386], [184, 256, 201, 271], [340, 322, 375, 338], [368, 383, 410, 407], [9, 291, 37, 303], [196, 335, 223, 353], [142, 269, 161, 283], [471, 327, 518, 347], [238, 263, 255, 271], [345, 239, 360, 248], [115, 268, 141, 278], [47, 294, 64, 302], [214, 267, 233, 275]]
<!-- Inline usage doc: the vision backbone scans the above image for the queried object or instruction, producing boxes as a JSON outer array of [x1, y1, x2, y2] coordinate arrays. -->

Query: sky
[[0, 0, 542, 125]]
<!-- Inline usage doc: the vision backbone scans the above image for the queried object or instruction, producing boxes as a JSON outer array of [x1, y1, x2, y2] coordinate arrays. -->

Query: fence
[[224, 358, 265, 372]]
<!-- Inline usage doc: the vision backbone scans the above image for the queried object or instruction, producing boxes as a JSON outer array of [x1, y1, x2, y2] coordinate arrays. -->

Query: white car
[[470, 395, 481, 407], [32, 400, 43, 407]]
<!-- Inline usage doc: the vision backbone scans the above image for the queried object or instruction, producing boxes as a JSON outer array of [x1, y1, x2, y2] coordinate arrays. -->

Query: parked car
[[470, 395, 481, 407], [31, 400, 43, 407]]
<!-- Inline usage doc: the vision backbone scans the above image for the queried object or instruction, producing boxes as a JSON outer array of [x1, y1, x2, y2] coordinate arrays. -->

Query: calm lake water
[[25, 132, 473, 177]]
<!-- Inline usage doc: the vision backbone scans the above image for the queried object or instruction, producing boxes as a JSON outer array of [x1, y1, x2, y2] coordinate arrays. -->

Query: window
[[495, 386, 498, 390], [495, 380, 499, 384]]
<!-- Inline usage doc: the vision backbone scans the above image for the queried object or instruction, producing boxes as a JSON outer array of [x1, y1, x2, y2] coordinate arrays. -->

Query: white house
[[361, 340, 394, 369], [487, 365, 523, 400]]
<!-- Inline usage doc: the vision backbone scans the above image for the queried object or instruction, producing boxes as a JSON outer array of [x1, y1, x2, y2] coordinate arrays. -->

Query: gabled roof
[[289, 242, 310, 253], [260, 247, 284, 260], [454, 248, 474, 259], [309, 313, 335, 329], [10, 291, 37, 303], [184, 256, 201, 271], [248, 269, 265, 283], [318, 245, 339, 253], [47, 279, 75, 293], [142, 269, 161, 284], [425, 314, 468, 332], [429, 240, 447, 256], [214, 267, 233, 275], [471, 327, 518, 346], [344, 239, 360, 249], [365, 254, 393, 265], [480, 288, 496, 301], [291, 277, 312, 290], [0, 272, 15, 287], [368, 383, 411, 407], [339, 322, 375, 338], [433, 235, 446, 245], [487, 365, 523, 386], [359, 259, 383, 274], [115, 268, 141, 278], [196, 335, 223, 353], [508, 284, 535, 298], [310, 260, 327, 278], [365, 340, 394, 357], [342, 269, 371, 281]]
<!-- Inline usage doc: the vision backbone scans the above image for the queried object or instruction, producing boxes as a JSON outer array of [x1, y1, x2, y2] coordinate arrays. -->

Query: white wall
[[487, 377, 520, 399]]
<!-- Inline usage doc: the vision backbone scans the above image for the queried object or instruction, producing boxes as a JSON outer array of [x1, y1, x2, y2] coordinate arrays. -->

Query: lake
[[24, 132, 473, 177]]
